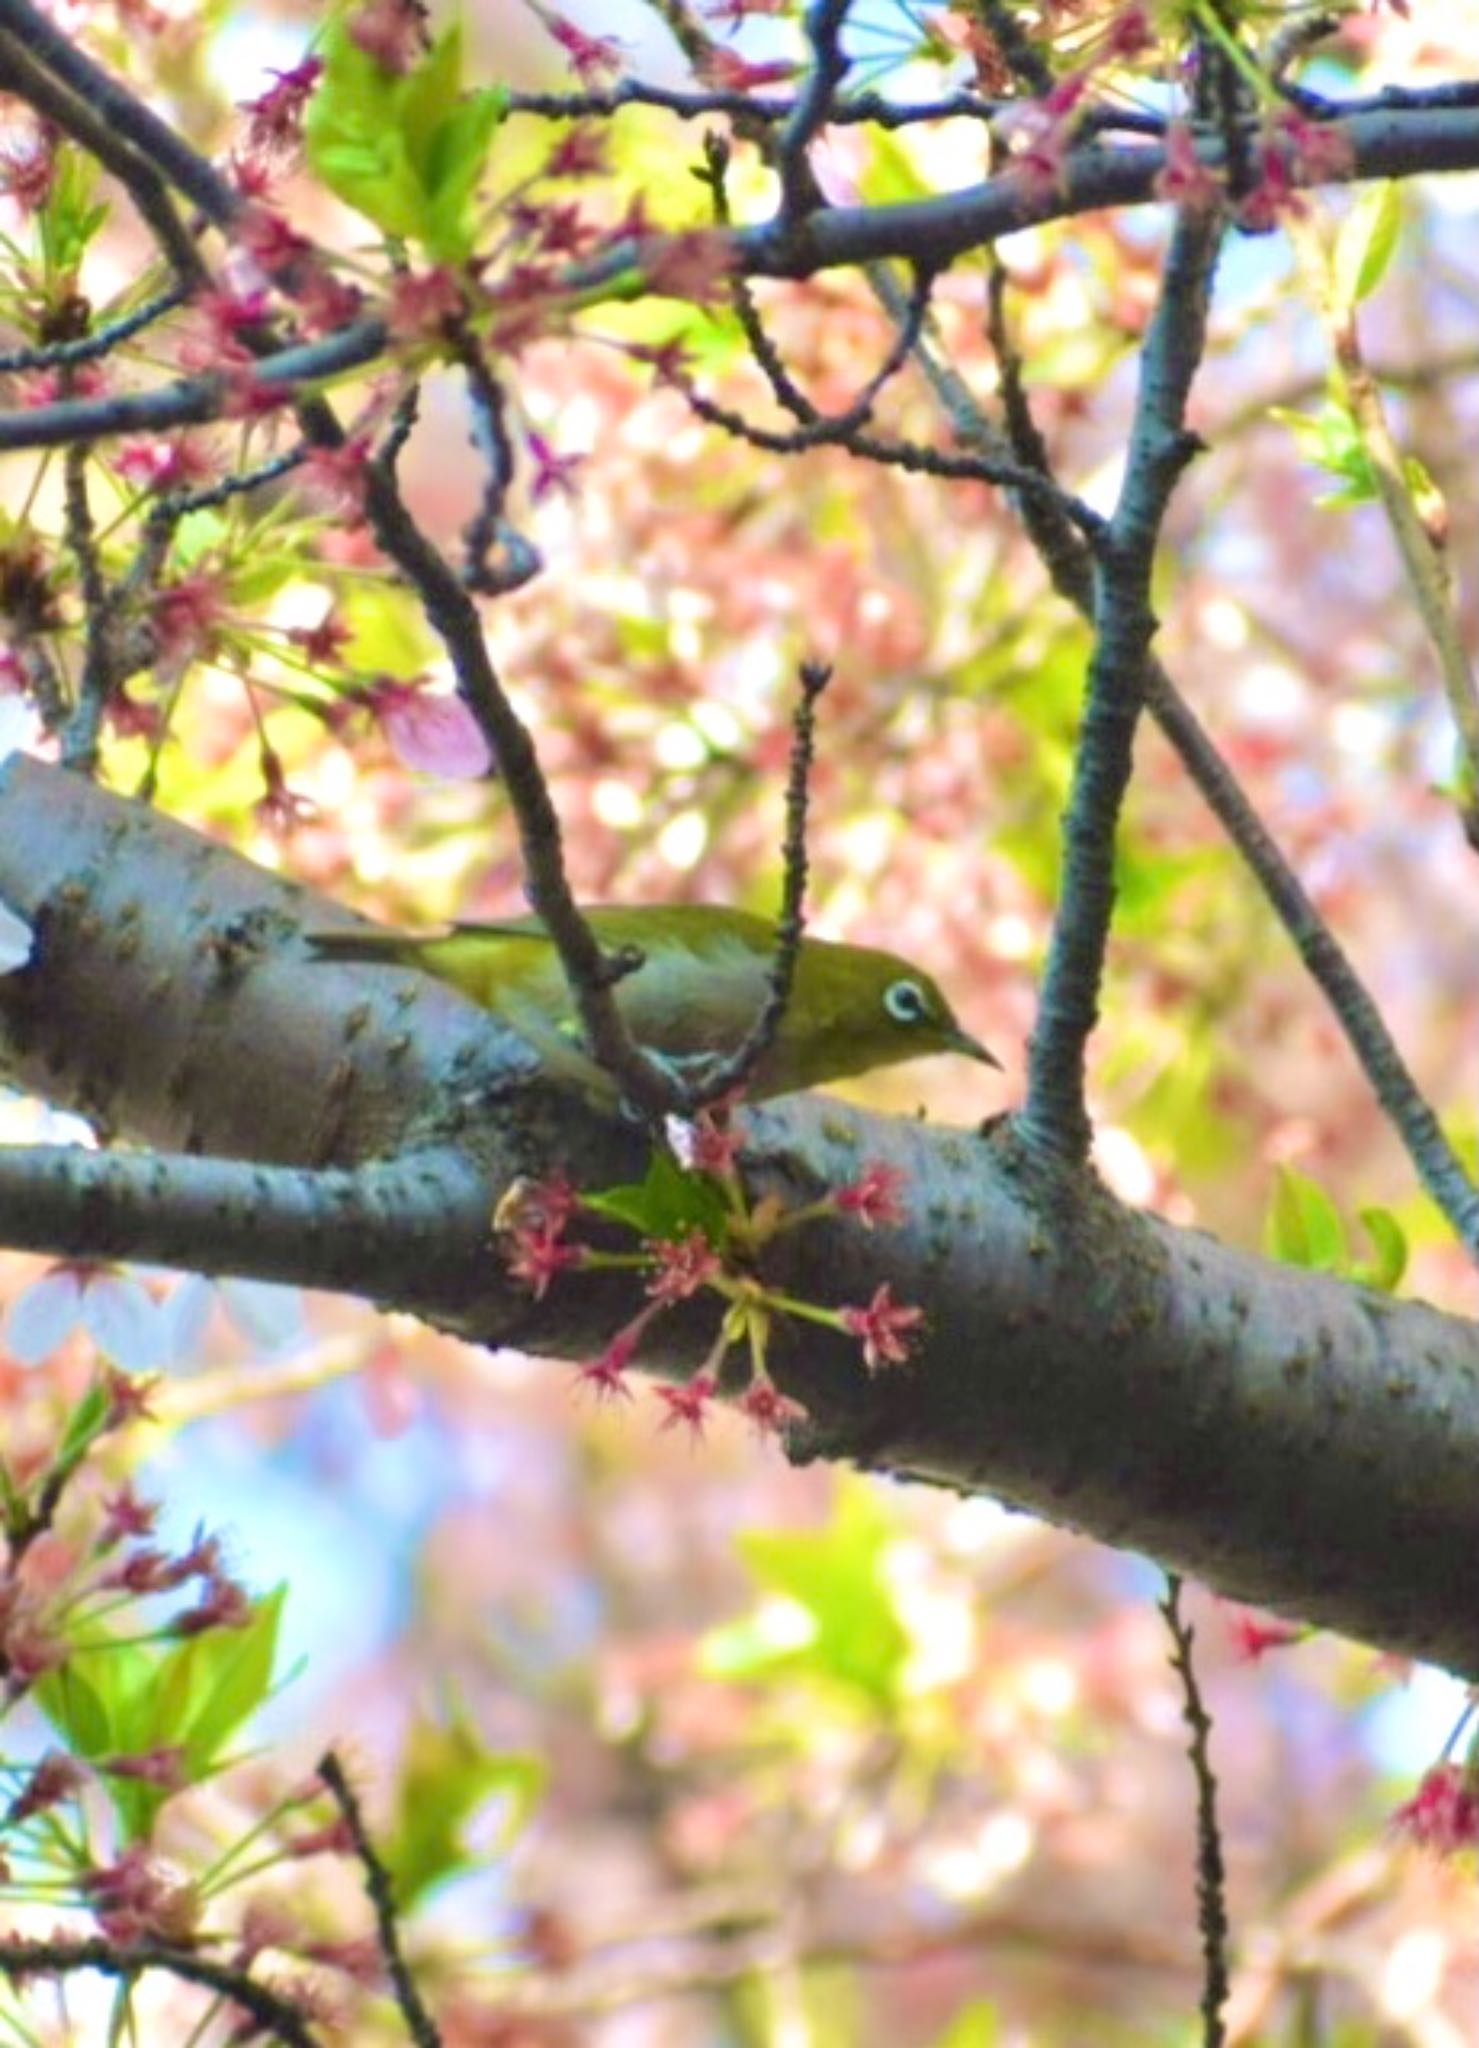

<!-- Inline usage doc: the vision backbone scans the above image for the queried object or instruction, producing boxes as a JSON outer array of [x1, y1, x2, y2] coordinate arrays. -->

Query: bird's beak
[[950, 1025, 1003, 1072]]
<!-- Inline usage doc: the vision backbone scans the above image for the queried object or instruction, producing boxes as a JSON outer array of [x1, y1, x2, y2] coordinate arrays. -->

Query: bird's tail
[[301, 926, 437, 967]]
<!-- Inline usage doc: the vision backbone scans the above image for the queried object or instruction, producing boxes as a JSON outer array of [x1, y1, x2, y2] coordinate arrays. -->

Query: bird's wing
[[613, 930, 773, 1061]]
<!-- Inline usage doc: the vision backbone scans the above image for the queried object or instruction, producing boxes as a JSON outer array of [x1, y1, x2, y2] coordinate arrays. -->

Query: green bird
[[306, 904, 999, 1101]]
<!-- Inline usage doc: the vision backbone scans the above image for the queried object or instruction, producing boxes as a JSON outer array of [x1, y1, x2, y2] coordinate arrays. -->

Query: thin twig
[[1139, 670, 1479, 1253], [633, 0, 712, 70], [455, 344, 541, 596], [680, 659, 832, 1105], [778, 0, 853, 220], [699, 131, 818, 423], [698, 133, 960, 456], [1287, 207, 1479, 841], [0, 286, 186, 375], [317, 1750, 441, 2048], [357, 443, 676, 1116], [507, 80, 1165, 137], [679, 378, 1101, 530], [155, 445, 306, 522], [1159, 1577, 1230, 2048], [0, 1936, 320, 2047], [0, 319, 389, 453]]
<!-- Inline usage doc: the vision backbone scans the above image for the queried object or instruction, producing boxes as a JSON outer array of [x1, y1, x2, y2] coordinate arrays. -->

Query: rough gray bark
[[2, 753, 1477, 1674]]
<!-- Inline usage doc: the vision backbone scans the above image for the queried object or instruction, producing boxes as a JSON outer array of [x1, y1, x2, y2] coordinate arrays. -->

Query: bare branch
[[0, 1936, 321, 2047], [778, 0, 853, 220], [0, 286, 186, 375], [1160, 1579, 1231, 2048], [978, 266, 1479, 1258], [677, 659, 831, 1105], [318, 1752, 441, 2048], [1022, 204, 1224, 1162]]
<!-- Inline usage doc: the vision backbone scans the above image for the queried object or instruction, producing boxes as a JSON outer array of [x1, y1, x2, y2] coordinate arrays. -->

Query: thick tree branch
[[1, 760, 1479, 1675], [726, 105, 1479, 279], [7, 8, 1479, 316], [777, 0, 852, 220]]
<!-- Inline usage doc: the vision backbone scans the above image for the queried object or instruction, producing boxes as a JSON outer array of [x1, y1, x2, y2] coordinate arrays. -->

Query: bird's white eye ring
[[884, 978, 932, 1026]]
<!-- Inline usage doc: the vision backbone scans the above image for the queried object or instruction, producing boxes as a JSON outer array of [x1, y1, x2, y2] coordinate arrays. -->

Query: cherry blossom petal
[[81, 1273, 168, 1372], [6, 1269, 85, 1363], [381, 690, 493, 779]]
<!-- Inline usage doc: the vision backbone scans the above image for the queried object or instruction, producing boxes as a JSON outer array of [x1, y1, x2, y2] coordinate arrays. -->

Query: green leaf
[[229, 552, 302, 608], [402, 35, 506, 262], [1354, 1205, 1408, 1293], [1269, 401, 1377, 505], [329, 582, 437, 677], [856, 128, 932, 208], [35, 1659, 115, 1760], [1264, 1166, 1347, 1273], [583, 1147, 730, 1244], [52, 1379, 113, 1480], [34, 1588, 286, 1840], [705, 1480, 910, 1708], [304, 12, 506, 259], [385, 1709, 543, 1909], [1334, 182, 1401, 309], [169, 1584, 286, 1772], [304, 17, 422, 239], [38, 146, 110, 276]]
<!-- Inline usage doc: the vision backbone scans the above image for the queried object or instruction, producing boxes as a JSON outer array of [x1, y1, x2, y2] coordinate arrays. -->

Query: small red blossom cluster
[[0, 119, 58, 216], [0, 1408, 327, 1956], [239, 55, 323, 162], [0, 1481, 255, 1705], [149, 567, 231, 684], [997, 12, 1355, 230], [113, 429, 219, 496], [1391, 1762, 1479, 1857], [997, 5, 1153, 202], [254, 743, 318, 836], [695, 47, 799, 92], [834, 1160, 908, 1230], [1239, 113, 1355, 229], [346, 0, 426, 75], [501, 1171, 584, 1300], [1154, 109, 1354, 226], [81, 1844, 201, 1944], [532, 5, 626, 85], [505, 1128, 924, 1443], [704, 0, 791, 26], [839, 1284, 925, 1371]]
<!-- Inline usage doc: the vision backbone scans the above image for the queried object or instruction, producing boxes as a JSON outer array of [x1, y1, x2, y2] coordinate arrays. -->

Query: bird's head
[[777, 937, 1002, 1093]]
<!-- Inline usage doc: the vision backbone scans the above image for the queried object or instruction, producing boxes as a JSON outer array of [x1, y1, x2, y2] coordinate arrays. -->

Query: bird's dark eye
[[884, 978, 933, 1027]]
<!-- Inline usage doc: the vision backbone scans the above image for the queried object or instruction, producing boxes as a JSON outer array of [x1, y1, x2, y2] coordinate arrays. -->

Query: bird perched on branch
[[306, 905, 998, 1101]]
